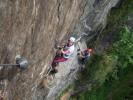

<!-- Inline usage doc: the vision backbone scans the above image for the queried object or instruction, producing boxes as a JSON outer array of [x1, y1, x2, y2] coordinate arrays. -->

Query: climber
[[51, 37, 75, 69], [77, 48, 93, 64]]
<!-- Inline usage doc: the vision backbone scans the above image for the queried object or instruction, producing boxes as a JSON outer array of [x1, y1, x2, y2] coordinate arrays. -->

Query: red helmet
[[87, 48, 93, 52]]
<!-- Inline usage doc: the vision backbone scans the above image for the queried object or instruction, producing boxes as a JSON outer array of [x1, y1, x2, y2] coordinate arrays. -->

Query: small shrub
[[94, 55, 117, 84]]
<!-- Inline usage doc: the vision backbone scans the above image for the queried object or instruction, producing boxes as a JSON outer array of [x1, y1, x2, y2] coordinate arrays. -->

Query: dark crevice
[[57, 0, 61, 24]]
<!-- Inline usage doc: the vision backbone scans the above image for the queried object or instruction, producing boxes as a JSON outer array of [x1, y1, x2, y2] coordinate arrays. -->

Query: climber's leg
[[77, 52, 85, 65], [52, 56, 68, 68], [55, 49, 63, 57], [50, 56, 68, 74]]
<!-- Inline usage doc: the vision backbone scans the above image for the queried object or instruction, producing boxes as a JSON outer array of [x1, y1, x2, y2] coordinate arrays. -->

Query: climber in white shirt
[[51, 37, 75, 68]]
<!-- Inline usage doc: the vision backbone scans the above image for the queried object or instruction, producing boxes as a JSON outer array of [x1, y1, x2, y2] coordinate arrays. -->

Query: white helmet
[[69, 37, 75, 42]]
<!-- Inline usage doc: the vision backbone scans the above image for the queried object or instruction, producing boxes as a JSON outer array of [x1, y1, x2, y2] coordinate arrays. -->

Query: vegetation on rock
[[59, 0, 133, 100]]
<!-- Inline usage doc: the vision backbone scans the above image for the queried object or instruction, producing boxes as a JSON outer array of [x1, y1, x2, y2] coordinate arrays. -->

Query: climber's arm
[[61, 49, 70, 54]]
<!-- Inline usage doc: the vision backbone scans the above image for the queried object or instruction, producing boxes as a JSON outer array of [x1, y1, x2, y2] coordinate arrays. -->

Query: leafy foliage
[[108, 0, 133, 27], [80, 54, 117, 83], [112, 27, 133, 68], [72, 2, 133, 99], [72, 27, 133, 100], [76, 67, 133, 100], [66, 0, 133, 99]]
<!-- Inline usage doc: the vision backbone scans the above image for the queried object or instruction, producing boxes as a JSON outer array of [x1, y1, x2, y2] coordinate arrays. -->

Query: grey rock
[[0, 0, 120, 99]]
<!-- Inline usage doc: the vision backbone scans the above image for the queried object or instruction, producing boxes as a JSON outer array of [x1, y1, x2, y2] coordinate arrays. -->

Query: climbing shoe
[[50, 68, 58, 74]]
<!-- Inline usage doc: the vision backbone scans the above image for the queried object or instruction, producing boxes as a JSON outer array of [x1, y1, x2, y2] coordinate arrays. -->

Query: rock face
[[0, 0, 120, 100], [46, 41, 87, 100]]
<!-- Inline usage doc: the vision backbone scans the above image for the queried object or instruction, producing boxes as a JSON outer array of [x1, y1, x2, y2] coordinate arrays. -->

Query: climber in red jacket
[[77, 48, 93, 64]]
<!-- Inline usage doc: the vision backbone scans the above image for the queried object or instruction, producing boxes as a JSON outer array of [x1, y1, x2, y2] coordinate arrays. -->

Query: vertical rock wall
[[0, 0, 85, 99], [45, 0, 120, 99], [0, 0, 120, 100], [74, 0, 120, 39]]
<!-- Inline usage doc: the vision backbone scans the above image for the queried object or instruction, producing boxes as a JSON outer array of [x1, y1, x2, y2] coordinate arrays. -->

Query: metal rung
[[0, 64, 19, 67], [0, 55, 28, 69]]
